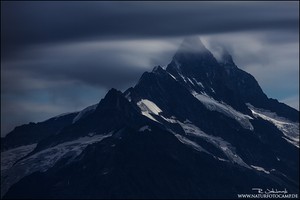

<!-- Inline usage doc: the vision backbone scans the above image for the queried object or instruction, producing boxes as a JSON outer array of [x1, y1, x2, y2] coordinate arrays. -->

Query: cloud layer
[[1, 2, 299, 136]]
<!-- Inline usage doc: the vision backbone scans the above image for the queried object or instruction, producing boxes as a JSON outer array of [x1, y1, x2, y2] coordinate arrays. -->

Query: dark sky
[[1, 1, 299, 136]]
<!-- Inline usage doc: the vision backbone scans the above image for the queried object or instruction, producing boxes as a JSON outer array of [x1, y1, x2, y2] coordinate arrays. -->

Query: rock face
[[2, 36, 299, 199]]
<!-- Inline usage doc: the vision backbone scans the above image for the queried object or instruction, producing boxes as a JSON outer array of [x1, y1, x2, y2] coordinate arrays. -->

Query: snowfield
[[1, 144, 37, 173], [137, 99, 162, 123], [191, 90, 254, 130], [176, 120, 251, 169], [247, 103, 299, 148], [1, 133, 112, 197]]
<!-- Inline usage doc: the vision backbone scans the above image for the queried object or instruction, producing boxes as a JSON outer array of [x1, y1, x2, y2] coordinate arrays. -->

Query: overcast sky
[[1, 1, 299, 136]]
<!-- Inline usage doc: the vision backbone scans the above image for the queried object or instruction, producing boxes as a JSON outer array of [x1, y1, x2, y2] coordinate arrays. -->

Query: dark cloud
[[1, 39, 180, 92], [1, 2, 299, 136], [2, 1, 298, 58]]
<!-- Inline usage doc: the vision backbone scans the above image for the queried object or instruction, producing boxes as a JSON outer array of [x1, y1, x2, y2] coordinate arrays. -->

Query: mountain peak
[[171, 36, 218, 65], [104, 88, 121, 98], [167, 36, 220, 76], [177, 36, 208, 53], [152, 65, 164, 73], [218, 49, 235, 66], [96, 88, 128, 111]]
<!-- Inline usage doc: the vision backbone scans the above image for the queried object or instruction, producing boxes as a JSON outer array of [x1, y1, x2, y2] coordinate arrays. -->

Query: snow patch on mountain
[[173, 133, 210, 154], [187, 77, 195, 86], [166, 71, 177, 80], [247, 103, 299, 148], [22, 133, 113, 171], [191, 90, 254, 130], [179, 74, 188, 83], [159, 115, 250, 168], [1, 133, 112, 197], [251, 165, 270, 174], [1, 144, 37, 173], [193, 78, 204, 88], [125, 92, 132, 102], [139, 126, 151, 132], [73, 104, 98, 123], [177, 120, 250, 169], [136, 99, 251, 168], [137, 99, 162, 123], [160, 115, 177, 124]]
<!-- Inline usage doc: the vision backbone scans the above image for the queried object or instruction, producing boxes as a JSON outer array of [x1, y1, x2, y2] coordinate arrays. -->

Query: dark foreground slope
[[4, 127, 295, 199]]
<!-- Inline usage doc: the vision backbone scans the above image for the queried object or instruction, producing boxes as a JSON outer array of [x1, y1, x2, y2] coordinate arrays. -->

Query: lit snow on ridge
[[247, 103, 299, 148], [136, 98, 251, 168], [193, 78, 204, 88], [177, 120, 250, 168], [191, 90, 254, 130], [174, 133, 210, 154], [1, 133, 112, 197], [251, 165, 270, 174], [187, 77, 195, 86], [52, 112, 75, 120], [161, 115, 178, 123], [135, 100, 219, 157], [137, 99, 162, 123], [160, 115, 250, 168], [179, 74, 188, 83], [166, 71, 177, 80], [73, 104, 98, 123]]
